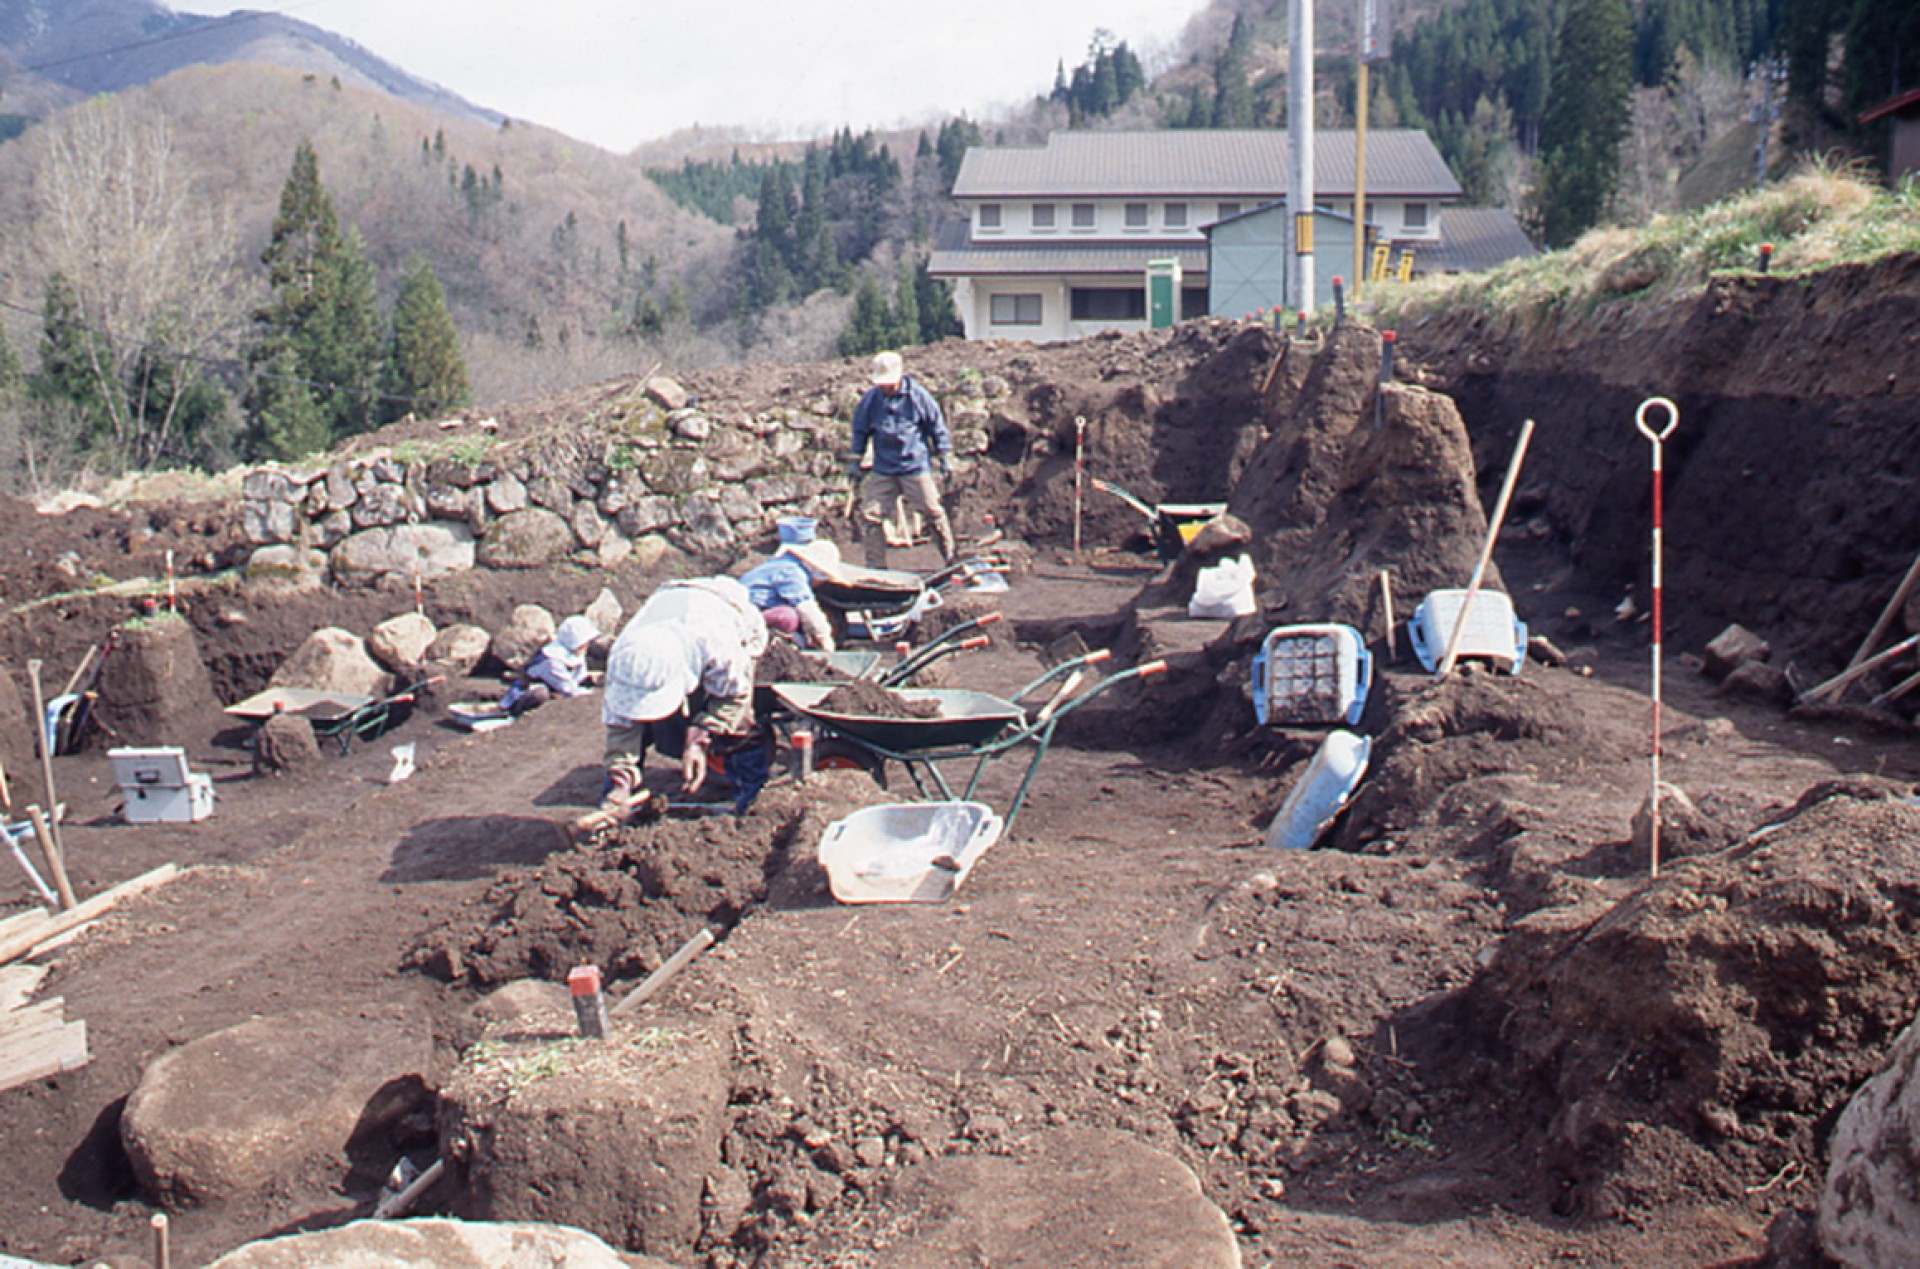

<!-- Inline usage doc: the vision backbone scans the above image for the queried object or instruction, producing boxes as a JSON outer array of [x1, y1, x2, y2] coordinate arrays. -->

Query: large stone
[[477, 508, 574, 569], [439, 1012, 729, 1259], [644, 376, 690, 411], [485, 472, 528, 515], [615, 495, 676, 538], [329, 524, 476, 586], [206, 1218, 662, 1268], [427, 625, 492, 678], [121, 1006, 432, 1209], [243, 545, 328, 594], [349, 481, 415, 529], [492, 605, 556, 672], [1702, 624, 1770, 680], [242, 497, 297, 545], [1823, 1010, 1920, 1266], [270, 628, 390, 698], [788, 1127, 1240, 1267], [1629, 781, 1733, 863], [369, 612, 439, 673], [570, 498, 608, 549], [584, 588, 622, 641], [671, 492, 734, 557], [253, 712, 322, 776]]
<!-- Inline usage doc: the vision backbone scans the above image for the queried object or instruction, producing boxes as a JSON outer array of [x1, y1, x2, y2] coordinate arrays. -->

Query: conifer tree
[[1531, 0, 1634, 247], [253, 345, 330, 461], [0, 322, 24, 397], [838, 273, 897, 356], [247, 139, 383, 453], [30, 273, 116, 444], [382, 255, 470, 424]]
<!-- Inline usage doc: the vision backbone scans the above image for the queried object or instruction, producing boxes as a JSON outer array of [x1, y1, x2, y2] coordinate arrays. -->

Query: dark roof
[[952, 129, 1462, 201], [1420, 208, 1538, 274], [1861, 86, 1920, 124], [927, 221, 1208, 278]]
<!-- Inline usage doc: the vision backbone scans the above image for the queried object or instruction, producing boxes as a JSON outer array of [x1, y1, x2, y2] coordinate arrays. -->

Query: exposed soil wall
[[1400, 252, 1920, 676]]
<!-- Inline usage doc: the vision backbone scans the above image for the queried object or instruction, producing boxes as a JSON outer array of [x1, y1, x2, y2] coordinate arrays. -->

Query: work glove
[[937, 454, 953, 481], [681, 727, 711, 794], [846, 458, 863, 483]]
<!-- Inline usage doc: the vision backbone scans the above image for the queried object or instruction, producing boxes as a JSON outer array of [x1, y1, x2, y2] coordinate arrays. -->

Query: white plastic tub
[[818, 801, 1003, 903]]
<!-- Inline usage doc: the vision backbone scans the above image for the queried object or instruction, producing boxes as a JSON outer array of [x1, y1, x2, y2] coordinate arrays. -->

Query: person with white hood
[[572, 577, 770, 836], [500, 614, 599, 715]]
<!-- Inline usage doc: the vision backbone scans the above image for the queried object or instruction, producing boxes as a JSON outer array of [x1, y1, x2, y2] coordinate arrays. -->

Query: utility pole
[[1289, 0, 1316, 316], [1353, 0, 1393, 301]]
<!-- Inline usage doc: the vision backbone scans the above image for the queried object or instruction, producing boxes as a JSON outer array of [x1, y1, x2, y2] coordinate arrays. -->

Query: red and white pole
[[1635, 397, 1679, 878], [1073, 415, 1086, 558]]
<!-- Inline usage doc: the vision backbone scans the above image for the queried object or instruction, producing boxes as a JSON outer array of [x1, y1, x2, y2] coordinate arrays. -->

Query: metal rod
[[152, 1212, 170, 1269], [1437, 419, 1535, 677], [1633, 398, 1680, 878], [1073, 416, 1086, 558], [610, 927, 715, 1017], [1843, 548, 1920, 677], [374, 1158, 446, 1219], [1803, 631, 1920, 704]]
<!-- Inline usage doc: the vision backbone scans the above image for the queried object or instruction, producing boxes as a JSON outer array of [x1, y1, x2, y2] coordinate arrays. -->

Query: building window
[[991, 293, 1042, 325], [1071, 202, 1096, 229], [1165, 202, 1188, 228], [1403, 202, 1429, 231], [1070, 288, 1147, 321], [1217, 201, 1242, 221], [1031, 203, 1056, 230], [1124, 202, 1149, 230], [978, 204, 1002, 230]]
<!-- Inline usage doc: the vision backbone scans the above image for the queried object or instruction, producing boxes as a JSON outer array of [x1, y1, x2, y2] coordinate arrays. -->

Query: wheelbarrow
[[1090, 478, 1228, 562], [226, 678, 440, 754], [768, 649, 1168, 832], [810, 555, 1011, 644]]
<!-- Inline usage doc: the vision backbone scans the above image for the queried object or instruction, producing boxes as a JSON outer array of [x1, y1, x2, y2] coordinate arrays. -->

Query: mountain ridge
[[0, 0, 503, 129]]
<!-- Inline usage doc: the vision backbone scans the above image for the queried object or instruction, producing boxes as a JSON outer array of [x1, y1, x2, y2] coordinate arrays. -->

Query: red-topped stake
[[568, 964, 610, 1038]]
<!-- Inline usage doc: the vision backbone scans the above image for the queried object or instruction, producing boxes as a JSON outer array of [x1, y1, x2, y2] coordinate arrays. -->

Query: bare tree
[[24, 94, 249, 468]]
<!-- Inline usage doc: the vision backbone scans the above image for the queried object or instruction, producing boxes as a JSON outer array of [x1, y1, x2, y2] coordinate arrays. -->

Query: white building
[[929, 129, 1520, 342]]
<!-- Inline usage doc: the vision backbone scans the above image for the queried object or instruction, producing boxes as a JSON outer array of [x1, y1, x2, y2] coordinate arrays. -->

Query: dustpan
[[818, 801, 1003, 903]]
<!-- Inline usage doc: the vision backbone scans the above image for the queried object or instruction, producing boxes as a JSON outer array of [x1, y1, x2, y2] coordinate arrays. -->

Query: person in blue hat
[[737, 538, 841, 652]]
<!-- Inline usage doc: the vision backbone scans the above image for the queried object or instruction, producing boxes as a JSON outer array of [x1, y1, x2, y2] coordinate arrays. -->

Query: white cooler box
[[1407, 589, 1528, 675], [1252, 623, 1372, 726], [110, 747, 215, 824]]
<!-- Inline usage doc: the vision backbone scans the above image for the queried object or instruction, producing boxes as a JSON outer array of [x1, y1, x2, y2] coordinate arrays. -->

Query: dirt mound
[[410, 773, 890, 987], [1447, 780, 1920, 1220], [817, 681, 940, 719], [1333, 666, 1611, 852]]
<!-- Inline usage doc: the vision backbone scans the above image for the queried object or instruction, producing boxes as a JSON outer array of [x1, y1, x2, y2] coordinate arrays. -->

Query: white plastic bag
[[1189, 553, 1257, 619]]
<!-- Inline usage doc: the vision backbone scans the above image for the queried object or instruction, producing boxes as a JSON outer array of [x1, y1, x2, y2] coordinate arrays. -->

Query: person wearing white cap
[[849, 349, 956, 568], [737, 538, 841, 652], [572, 577, 770, 836]]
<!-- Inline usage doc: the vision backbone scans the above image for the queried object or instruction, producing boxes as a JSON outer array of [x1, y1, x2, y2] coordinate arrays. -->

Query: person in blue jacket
[[738, 539, 840, 651], [849, 350, 956, 568]]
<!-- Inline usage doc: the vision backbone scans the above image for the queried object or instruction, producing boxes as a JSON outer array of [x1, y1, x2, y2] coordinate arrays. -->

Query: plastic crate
[[1407, 589, 1527, 675], [1252, 623, 1371, 726]]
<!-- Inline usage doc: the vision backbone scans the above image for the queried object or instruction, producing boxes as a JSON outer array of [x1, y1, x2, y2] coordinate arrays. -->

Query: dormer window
[[1031, 203, 1056, 230], [979, 204, 1002, 231], [1071, 203, 1096, 229], [1403, 202, 1429, 231], [1165, 202, 1188, 229], [1124, 202, 1148, 230]]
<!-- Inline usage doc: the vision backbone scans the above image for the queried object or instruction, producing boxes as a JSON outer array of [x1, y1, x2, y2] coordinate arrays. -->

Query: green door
[[1147, 258, 1181, 329]]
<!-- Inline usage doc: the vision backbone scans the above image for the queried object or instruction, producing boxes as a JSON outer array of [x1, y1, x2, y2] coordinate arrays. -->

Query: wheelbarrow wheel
[[813, 737, 887, 788]]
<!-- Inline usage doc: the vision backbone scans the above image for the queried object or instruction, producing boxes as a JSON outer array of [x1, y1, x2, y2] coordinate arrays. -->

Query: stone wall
[[237, 382, 883, 587]]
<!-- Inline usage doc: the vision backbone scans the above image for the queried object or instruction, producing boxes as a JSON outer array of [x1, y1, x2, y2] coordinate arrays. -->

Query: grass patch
[[1372, 161, 1919, 329], [392, 435, 499, 467]]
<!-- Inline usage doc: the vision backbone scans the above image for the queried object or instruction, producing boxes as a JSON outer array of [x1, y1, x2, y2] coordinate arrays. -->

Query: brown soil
[[2, 267, 1920, 1266], [815, 680, 943, 719]]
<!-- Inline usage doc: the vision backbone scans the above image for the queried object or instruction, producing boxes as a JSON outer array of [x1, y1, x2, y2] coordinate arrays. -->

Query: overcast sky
[[169, 0, 1213, 153]]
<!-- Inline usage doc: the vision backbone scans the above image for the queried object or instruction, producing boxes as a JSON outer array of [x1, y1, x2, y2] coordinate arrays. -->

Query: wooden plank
[[0, 1019, 88, 1093], [0, 907, 51, 945], [0, 864, 178, 967], [0, 963, 49, 1012], [0, 996, 62, 1034]]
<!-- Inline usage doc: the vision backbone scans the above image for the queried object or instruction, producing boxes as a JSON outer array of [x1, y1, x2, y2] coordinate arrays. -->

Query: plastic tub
[[777, 516, 818, 545], [818, 801, 1003, 902]]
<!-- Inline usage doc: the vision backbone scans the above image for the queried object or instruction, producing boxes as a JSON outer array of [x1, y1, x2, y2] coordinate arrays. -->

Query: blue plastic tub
[[777, 517, 818, 545]]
